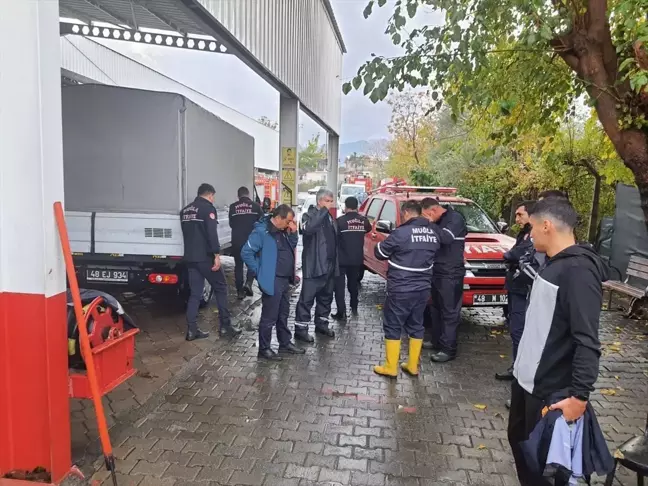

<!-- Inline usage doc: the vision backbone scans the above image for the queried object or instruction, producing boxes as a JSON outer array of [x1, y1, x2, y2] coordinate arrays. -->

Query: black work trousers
[[232, 243, 254, 291], [258, 277, 292, 351], [334, 265, 361, 315], [508, 381, 568, 486], [508, 292, 527, 359], [383, 289, 429, 340], [295, 271, 335, 332], [427, 275, 464, 356], [186, 261, 231, 333]]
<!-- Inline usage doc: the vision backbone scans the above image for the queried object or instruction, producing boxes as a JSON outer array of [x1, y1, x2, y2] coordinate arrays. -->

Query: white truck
[[62, 85, 254, 305]]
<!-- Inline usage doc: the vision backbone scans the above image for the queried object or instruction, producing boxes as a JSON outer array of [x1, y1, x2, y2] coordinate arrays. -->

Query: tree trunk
[[588, 175, 602, 244], [552, 0, 648, 230]]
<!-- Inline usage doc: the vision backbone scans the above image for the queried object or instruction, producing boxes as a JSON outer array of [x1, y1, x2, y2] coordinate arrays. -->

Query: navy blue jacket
[[180, 196, 220, 263], [241, 216, 298, 296], [519, 391, 614, 484], [504, 223, 534, 294], [228, 196, 262, 249], [375, 217, 440, 293], [337, 211, 371, 267], [433, 207, 467, 277]]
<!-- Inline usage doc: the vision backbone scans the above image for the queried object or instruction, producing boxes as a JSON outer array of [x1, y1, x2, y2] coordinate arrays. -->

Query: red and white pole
[[0, 0, 72, 482]]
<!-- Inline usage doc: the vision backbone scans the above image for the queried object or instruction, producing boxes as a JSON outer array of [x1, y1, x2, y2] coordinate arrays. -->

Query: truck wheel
[[179, 271, 213, 308], [200, 279, 213, 308]]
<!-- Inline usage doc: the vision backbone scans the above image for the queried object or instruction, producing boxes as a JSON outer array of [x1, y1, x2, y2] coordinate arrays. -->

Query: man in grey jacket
[[294, 188, 338, 342]]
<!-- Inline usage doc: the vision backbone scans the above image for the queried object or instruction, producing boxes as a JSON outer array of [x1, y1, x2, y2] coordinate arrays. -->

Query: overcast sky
[[97, 1, 440, 146]]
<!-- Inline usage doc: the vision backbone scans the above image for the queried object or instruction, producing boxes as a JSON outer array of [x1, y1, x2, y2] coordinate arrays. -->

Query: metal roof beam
[[130, 0, 188, 35], [60, 5, 94, 25], [78, 0, 136, 28]]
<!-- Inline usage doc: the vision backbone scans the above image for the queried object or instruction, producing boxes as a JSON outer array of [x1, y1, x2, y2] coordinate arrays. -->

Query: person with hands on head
[[508, 198, 607, 485], [241, 204, 304, 361], [294, 188, 338, 342], [373, 200, 440, 378], [180, 183, 242, 341]]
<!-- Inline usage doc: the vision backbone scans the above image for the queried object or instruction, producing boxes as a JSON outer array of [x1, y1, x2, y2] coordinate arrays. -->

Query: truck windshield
[[340, 185, 365, 197], [400, 201, 498, 233]]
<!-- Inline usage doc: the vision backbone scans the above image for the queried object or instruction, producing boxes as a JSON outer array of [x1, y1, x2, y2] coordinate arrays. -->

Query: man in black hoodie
[[509, 198, 607, 485], [495, 200, 535, 382]]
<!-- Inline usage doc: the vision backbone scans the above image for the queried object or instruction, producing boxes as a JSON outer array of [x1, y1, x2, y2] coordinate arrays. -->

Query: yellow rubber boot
[[373, 339, 400, 377], [401, 338, 423, 376]]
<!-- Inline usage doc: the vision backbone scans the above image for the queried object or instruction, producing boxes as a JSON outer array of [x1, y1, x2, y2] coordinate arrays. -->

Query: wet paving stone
[[82, 263, 646, 485]]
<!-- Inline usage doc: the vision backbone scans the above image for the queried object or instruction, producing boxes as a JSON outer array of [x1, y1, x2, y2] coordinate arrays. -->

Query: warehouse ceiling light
[[60, 22, 229, 55]]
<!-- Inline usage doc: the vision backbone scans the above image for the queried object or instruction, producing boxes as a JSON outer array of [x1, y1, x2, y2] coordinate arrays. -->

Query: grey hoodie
[[514, 244, 609, 400]]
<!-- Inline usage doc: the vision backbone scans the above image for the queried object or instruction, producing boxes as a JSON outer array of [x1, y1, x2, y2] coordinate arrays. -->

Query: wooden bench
[[603, 255, 648, 318]]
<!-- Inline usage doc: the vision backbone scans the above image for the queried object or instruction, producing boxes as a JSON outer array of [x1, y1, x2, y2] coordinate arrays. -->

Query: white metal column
[[0, 0, 71, 480], [327, 133, 340, 201], [279, 95, 300, 207]]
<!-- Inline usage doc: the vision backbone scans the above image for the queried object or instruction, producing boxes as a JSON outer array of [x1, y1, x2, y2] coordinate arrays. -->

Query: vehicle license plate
[[472, 293, 508, 306], [86, 269, 129, 283]]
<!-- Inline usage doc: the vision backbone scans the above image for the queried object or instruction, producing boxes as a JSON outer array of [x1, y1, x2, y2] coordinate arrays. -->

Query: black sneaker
[[294, 330, 314, 343], [258, 349, 282, 361], [495, 367, 514, 381], [186, 329, 210, 341], [331, 312, 347, 321], [430, 350, 455, 363], [236, 289, 246, 300], [351, 308, 358, 317], [315, 326, 335, 338], [243, 283, 254, 297], [219, 324, 242, 338], [278, 342, 306, 354], [422, 341, 439, 351]]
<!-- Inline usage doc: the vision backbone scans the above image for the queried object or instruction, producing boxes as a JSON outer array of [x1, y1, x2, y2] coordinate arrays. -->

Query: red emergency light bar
[[372, 184, 458, 195]]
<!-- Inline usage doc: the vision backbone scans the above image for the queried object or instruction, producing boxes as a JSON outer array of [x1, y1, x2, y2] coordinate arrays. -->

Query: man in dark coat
[[294, 188, 338, 342], [421, 198, 468, 363], [496, 200, 535, 381]]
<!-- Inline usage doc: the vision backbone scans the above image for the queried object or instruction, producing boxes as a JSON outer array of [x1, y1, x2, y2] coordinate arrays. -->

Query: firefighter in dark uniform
[[180, 183, 242, 341], [496, 200, 535, 381], [229, 186, 263, 300], [373, 200, 440, 377], [332, 196, 372, 321], [421, 197, 468, 363]]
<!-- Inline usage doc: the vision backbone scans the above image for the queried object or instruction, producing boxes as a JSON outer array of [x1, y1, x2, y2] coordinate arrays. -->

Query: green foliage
[[342, 0, 648, 216], [299, 134, 326, 172], [426, 107, 634, 239], [409, 168, 440, 186]]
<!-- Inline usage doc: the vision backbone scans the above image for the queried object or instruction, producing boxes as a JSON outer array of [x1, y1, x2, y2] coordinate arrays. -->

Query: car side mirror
[[376, 220, 393, 233], [497, 221, 509, 233]]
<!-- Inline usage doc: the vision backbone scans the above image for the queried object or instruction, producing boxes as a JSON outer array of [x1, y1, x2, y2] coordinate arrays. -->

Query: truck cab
[[360, 186, 515, 307]]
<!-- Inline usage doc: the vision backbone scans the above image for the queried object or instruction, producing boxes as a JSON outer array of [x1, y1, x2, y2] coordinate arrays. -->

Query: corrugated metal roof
[[59, 0, 210, 35], [59, 0, 345, 134]]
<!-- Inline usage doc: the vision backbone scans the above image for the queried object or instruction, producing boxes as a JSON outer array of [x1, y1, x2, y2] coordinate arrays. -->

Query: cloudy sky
[[97, 1, 440, 146]]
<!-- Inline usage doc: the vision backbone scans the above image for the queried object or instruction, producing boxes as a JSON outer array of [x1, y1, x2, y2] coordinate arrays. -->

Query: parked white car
[[297, 194, 317, 234]]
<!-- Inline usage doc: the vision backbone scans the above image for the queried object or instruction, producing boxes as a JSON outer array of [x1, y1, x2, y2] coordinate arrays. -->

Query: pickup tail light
[[148, 273, 179, 285]]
